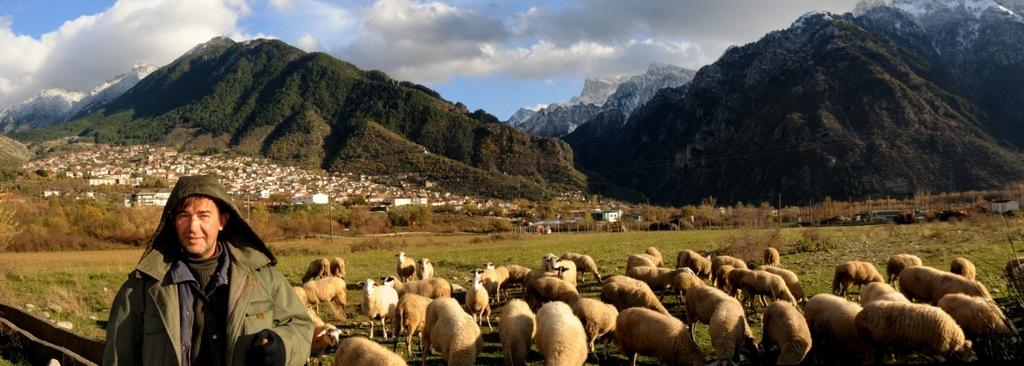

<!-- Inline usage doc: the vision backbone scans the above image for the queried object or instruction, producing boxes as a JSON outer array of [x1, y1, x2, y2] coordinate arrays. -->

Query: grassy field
[[1, 218, 1022, 364]]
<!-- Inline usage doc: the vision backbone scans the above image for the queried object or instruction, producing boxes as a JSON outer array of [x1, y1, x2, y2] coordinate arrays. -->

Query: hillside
[[14, 37, 586, 199]]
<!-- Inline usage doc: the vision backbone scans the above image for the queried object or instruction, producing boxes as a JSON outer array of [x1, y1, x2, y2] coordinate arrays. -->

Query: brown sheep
[[390, 277, 452, 299], [855, 300, 973, 363], [670, 271, 705, 306], [481, 262, 509, 302], [950, 257, 977, 281], [393, 293, 431, 358], [898, 266, 992, 304], [334, 336, 407, 366], [711, 255, 748, 287], [761, 301, 811, 365], [422, 298, 482, 366], [763, 247, 781, 267], [756, 265, 807, 303], [714, 264, 736, 293], [684, 285, 760, 364], [937, 293, 1015, 339], [626, 266, 689, 292], [396, 252, 416, 281], [560, 252, 602, 283], [303, 276, 348, 320], [802, 294, 867, 363], [614, 307, 703, 366], [571, 298, 618, 358], [675, 249, 712, 280], [727, 268, 797, 310], [831, 261, 884, 297], [645, 246, 665, 267], [525, 276, 580, 309], [859, 282, 908, 305], [499, 300, 535, 366], [625, 254, 657, 272], [330, 256, 346, 279], [303, 257, 332, 283], [886, 254, 922, 285], [600, 275, 669, 315]]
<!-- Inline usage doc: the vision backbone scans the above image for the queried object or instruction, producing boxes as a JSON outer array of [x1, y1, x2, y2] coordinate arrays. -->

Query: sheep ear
[[316, 328, 328, 337]]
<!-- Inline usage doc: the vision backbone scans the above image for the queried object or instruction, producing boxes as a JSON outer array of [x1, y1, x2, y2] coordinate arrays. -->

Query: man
[[104, 175, 312, 365]]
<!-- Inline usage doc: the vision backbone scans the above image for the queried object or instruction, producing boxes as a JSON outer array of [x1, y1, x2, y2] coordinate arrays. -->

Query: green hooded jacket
[[103, 175, 312, 365]]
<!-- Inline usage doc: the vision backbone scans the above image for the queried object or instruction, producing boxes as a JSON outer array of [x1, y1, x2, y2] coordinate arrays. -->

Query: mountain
[[505, 107, 539, 128], [514, 64, 695, 137], [15, 37, 586, 200], [569, 7, 1024, 205], [0, 134, 30, 168], [0, 65, 158, 133]]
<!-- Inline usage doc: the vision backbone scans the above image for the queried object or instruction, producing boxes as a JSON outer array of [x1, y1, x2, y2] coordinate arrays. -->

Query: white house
[[991, 199, 1020, 214], [43, 190, 60, 198], [292, 193, 329, 205], [132, 189, 171, 207]]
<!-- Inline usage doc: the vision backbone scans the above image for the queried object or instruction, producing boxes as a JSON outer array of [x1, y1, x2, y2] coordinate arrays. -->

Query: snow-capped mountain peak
[[569, 76, 628, 106], [856, 0, 1023, 20]]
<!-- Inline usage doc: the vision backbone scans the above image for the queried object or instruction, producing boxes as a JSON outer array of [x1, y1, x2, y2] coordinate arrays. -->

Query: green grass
[[1, 219, 1022, 364]]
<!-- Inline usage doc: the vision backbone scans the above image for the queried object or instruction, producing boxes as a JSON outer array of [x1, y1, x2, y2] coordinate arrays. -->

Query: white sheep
[[886, 254, 922, 285], [310, 325, 342, 365], [499, 299, 536, 366], [545, 256, 578, 287], [535, 301, 588, 366], [526, 276, 580, 309], [761, 301, 812, 365], [711, 255, 748, 287], [416, 258, 434, 280], [855, 300, 973, 363], [389, 276, 452, 299], [396, 252, 416, 281], [393, 293, 431, 358], [422, 297, 482, 366], [898, 265, 992, 304], [859, 282, 908, 305], [614, 307, 703, 366], [802, 294, 867, 363], [625, 254, 657, 272], [599, 275, 669, 315], [937, 293, 1015, 339], [676, 250, 712, 280], [756, 265, 807, 303], [831, 260, 884, 297], [329, 256, 346, 279], [333, 336, 407, 366], [727, 268, 797, 310], [684, 285, 760, 364], [302, 257, 332, 283], [303, 276, 348, 320], [571, 298, 618, 358], [763, 247, 781, 267], [950, 257, 977, 281], [360, 278, 400, 340], [464, 269, 493, 331], [559, 252, 602, 283], [481, 262, 509, 302]]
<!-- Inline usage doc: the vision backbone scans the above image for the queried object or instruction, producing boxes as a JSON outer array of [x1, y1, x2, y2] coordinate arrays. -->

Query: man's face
[[175, 196, 228, 259]]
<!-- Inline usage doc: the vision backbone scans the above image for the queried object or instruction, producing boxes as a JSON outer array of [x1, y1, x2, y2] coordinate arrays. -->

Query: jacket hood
[[135, 175, 275, 279]]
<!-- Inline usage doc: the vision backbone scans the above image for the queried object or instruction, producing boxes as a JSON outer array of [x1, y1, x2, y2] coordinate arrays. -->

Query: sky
[[0, 0, 863, 120]]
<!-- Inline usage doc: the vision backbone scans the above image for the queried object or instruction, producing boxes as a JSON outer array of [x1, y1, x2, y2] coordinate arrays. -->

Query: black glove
[[246, 329, 286, 366]]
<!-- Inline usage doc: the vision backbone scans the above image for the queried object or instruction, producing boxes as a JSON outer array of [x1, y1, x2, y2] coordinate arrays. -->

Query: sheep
[[359, 278, 400, 339], [481, 262, 509, 302], [310, 325, 343, 365], [535, 301, 588, 366], [937, 293, 1014, 339], [330, 256, 346, 279], [396, 252, 416, 281], [526, 276, 580, 309], [614, 307, 703, 366], [559, 252, 602, 283], [831, 261, 884, 297], [303, 276, 348, 320], [571, 298, 618, 358], [761, 301, 812, 365], [541, 253, 559, 270], [714, 264, 736, 292], [859, 282, 908, 305], [393, 293, 431, 358], [464, 269, 493, 331], [600, 275, 669, 315], [625, 254, 657, 272], [334, 336, 408, 366], [898, 266, 992, 304], [670, 271, 705, 306], [855, 300, 973, 363], [950, 257, 977, 281], [886, 254, 922, 285], [499, 300, 535, 366], [416, 258, 434, 281], [302, 257, 332, 283], [727, 268, 797, 310], [422, 297, 483, 366], [711, 255, 748, 287], [763, 247, 781, 267], [503, 264, 532, 287], [626, 266, 689, 292], [545, 256, 578, 287], [756, 265, 807, 303], [645, 246, 665, 267], [684, 285, 759, 364], [388, 276, 452, 299], [675, 250, 712, 280], [802, 294, 867, 363]]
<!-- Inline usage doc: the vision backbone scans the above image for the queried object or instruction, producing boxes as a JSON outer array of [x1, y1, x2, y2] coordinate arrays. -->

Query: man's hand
[[246, 329, 286, 366]]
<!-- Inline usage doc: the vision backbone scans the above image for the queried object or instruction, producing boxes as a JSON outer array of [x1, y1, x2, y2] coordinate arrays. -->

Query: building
[[293, 193, 329, 205], [131, 189, 172, 207], [42, 190, 60, 198], [591, 209, 623, 222], [992, 199, 1020, 214]]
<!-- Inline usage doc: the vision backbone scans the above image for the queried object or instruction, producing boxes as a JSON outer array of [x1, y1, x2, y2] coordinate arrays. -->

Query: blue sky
[[0, 0, 861, 119]]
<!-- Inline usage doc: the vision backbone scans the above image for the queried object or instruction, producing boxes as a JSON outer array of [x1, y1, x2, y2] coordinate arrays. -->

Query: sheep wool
[[526, 276, 580, 309], [756, 265, 806, 303], [802, 294, 867, 360], [334, 336, 407, 366], [645, 246, 665, 267], [329, 257, 346, 279], [764, 247, 781, 267], [571, 298, 618, 355], [394, 293, 431, 358], [464, 270, 493, 331], [422, 298, 482, 366], [886, 254, 922, 285], [600, 276, 669, 315], [391, 277, 452, 299], [762, 301, 812, 365], [614, 307, 703, 366], [303, 276, 348, 320], [685, 286, 759, 364], [831, 261, 884, 296], [670, 271, 705, 306], [937, 293, 1014, 339], [535, 301, 588, 366], [560, 252, 602, 283], [711, 256, 747, 287], [396, 252, 416, 281], [675, 250, 712, 280], [898, 266, 992, 304], [361, 278, 399, 339], [950, 257, 977, 281], [499, 300, 536, 366], [626, 254, 657, 272], [302, 257, 332, 283], [416, 258, 434, 281], [855, 300, 972, 363], [859, 282, 908, 305]]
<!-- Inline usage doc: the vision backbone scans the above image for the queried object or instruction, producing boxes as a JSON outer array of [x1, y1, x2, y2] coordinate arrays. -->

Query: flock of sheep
[[290, 247, 1023, 365]]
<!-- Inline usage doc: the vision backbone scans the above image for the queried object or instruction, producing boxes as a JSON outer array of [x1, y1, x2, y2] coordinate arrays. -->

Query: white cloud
[[269, 0, 296, 10], [0, 0, 252, 108], [297, 33, 321, 51]]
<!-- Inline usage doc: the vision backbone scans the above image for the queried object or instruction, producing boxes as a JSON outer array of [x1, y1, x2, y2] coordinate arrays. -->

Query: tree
[[0, 203, 20, 252]]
